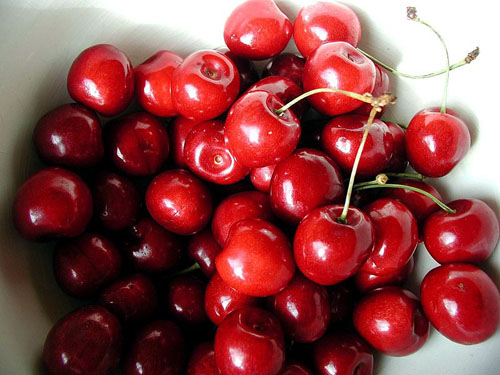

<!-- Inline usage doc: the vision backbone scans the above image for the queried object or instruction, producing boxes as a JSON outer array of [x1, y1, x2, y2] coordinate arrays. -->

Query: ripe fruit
[[355, 256, 415, 293], [166, 274, 208, 324], [250, 164, 276, 192], [188, 230, 222, 277], [264, 53, 306, 87], [170, 116, 204, 168], [188, 342, 220, 375]]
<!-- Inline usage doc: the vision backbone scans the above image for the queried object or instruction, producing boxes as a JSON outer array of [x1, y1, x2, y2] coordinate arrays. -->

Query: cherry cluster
[[11, 1, 499, 375]]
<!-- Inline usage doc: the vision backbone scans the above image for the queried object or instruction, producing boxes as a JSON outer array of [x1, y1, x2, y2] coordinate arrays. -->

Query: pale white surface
[[0, 1, 499, 374]]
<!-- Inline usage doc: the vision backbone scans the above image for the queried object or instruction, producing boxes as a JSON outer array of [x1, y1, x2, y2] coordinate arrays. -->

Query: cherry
[[67, 44, 134, 116], [250, 164, 276, 193], [146, 169, 212, 235], [278, 361, 313, 375], [215, 306, 285, 375], [353, 286, 429, 356], [294, 205, 375, 285], [223, 0, 292, 60], [421, 263, 500, 345], [355, 256, 415, 293], [13, 167, 92, 241], [263, 53, 306, 87], [184, 119, 250, 185], [321, 115, 394, 178], [383, 121, 408, 172], [188, 230, 222, 277], [219, 48, 260, 92], [353, 64, 391, 118], [302, 42, 376, 116], [423, 198, 499, 264], [43, 305, 122, 375], [134, 50, 183, 117], [172, 49, 240, 120], [54, 232, 121, 297], [105, 112, 170, 176], [328, 280, 357, 324], [216, 218, 295, 297], [224, 90, 301, 168], [188, 342, 220, 375], [170, 116, 203, 168], [166, 274, 207, 324]]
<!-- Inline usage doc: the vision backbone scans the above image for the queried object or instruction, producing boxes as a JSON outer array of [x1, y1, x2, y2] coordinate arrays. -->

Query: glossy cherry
[[166, 274, 207, 324], [13, 167, 92, 241], [250, 164, 276, 193], [383, 121, 408, 172], [219, 48, 260, 92], [354, 64, 391, 118], [355, 256, 415, 293], [263, 53, 306, 87], [188, 342, 220, 375], [170, 116, 203, 168], [67, 44, 134, 116], [278, 361, 313, 375], [328, 280, 357, 324], [188, 230, 222, 277]]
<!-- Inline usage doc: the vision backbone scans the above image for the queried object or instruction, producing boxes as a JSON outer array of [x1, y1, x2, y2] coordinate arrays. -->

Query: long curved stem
[[385, 172, 424, 180]]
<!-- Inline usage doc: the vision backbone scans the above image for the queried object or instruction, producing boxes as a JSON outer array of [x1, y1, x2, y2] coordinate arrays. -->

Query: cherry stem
[[169, 262, 200, 278], [385, 172, 424, 180]]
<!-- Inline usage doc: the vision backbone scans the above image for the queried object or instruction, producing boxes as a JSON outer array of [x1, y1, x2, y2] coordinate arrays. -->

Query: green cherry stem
[[169, 262, 200, 278], [385, 172, 424, 180]]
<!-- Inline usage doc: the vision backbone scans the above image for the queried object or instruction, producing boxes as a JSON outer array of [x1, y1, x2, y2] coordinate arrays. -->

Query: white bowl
[[0, 0, 499, 374]]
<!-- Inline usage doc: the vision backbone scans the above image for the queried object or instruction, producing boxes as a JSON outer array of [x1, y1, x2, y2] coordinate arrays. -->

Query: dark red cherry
[[278, 361, 313, 375], [328, 280, 357, 324], [67, 44, 134, 116], [353, 64, 391, 118], [188, 342, 220, 375], [250, 164, 276, 193], [43, 305, 122, 375], [355, 256, 415, 293], [166, 274, 207, 324], [219, 48, 260, 92], [13, 167, 92, 241], [188, 230, 222, 277], [263, 53, 306, 87], [383, 121, 408, 172], [170, 116, 203, 168]]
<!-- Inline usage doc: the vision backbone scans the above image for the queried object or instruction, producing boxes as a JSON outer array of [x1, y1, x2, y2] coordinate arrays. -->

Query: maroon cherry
[[188, 230, 222, 277], [13, 167, 92, 241], [383, 121, 408, 172], [353, 64, 391, 118], [67, 44, 134, 116], [278, 361, 313, 375], [43, 305, 122, 375], [355, 256, 415, 294], [170, 116, 203, 168], [250, 164, 276, 193], [166, 274, 207, 324], [263, 53, 306, 87], [328, 280, 357, 324], [188, 342, 220, 375], [219, 48, 260, 92]]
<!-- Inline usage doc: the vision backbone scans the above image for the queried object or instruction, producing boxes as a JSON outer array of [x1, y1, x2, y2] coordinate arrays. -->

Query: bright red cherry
[[421, 263, 500, 345], [188, 342, 220, 375], [225, 90, 301, 168], [146, 169, 212, 235], [167, 274, 207, 324], [302, 42, 376, 116], [219, 48, 260, 92], [170, 116, 203, 168], [43, 305, 122, 375], [67, 44, 134, 116], [406, 107, 471, 177], [13, 167, 92, 241], [215, 306, 285, 375], [216, 218, 295, 297], [270, 148, 344, 224], [250, 164, 276, 193], [172, 49, 240, 120], [294, 205, 375, 285], [263, 53, 306, 87], [278, 361, 313, 375], [134, 50, 183, 117], [223, 0, 292, 60], [188, 230, 222, 277], [383, 121, 408, 172], [353, 286, 430, 356], [355, 256, 415, 293]]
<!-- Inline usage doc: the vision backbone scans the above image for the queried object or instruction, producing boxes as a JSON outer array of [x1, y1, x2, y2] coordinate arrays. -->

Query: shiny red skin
[[212, 191, 273, 247], [225, 90, 301, 168], [221, 49, 260, 92], [134, 50, 183, 117], [313, 332, 373, 375], [294, 1, 361, 58], [353, 286, 430, 356], [223, 0, 292, 60], [406, 108, 471, 177], [321, 115, 394, 178], [43, 305, 122, 375], [188, 342, 220, 375], [13, 167, 92, 241], [106, 112, 169, 176], [216, 218, 295, 297], [146, 169, 212, 235], [99, 274, 158, 322], [124, 320, 185, 375], [188, 230, 222, 277], [250, 164, 276, 193], [353, 64, 391, 118], [294, 205, 375, 286], [421, 263, 500, 345], [270, 148, 344, 224], [355, 256, 415, 294], [268, 274, 330, 343], [263, 53, 306, 87], [423, 199, 499, 264], [67, 44, 134, 116], [328, 280, 356, 324], [383, 121, 408, 172], [215, 306, 285, 375], [302, 42, 375, 116], [184, 119, 250, 184], [167, 275, 207, 324], [54, 232, 121, 297], [278, 362, 313, 375], [92, 171, 139, 231], [172, 49, 240, 121], [360, 199, 418, 275], [170, 116, 203, 168], [204, 272, 260, 325], [33, 103, 103, 168]]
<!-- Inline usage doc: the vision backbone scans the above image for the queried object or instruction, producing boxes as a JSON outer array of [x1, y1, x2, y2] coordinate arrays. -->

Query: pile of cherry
[[11, 1, 500, 374]]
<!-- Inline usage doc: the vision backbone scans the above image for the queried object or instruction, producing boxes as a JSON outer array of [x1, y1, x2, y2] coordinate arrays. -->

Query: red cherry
[[188, 342, 220, 375], [67, 44, 134, 116], [225, 90, 301, 168], [250, 164, 276, 193], [215, 306, 285, 375], [13, 167, 92, 241], [270, 148, 344, 224], [353, 64, 391, 118], [355, 256, 415, 293], [423, 199, 499, 264], [166, 274, 207, 324], [353, 286, 430, 356], [43, 305, 122, 375], [54, 232, 121, 297], [134, 50, 183, 117], [216, 218, 295, 297], [170, 116, 203, 168], [321, 115, 394, 178], [293, 1, 362, 58], [172, 50, 240, 120], [383, 121, 408, 172], [223, 0, 292, 60], [302, 42, 376, 116], [263, 53, 306, 87], [294, 205, 375, 285], [146, 169, 212, 235], [278, 361, 313, 375], [188, 230, 222, 277], [405, 107, 471, 177], [328, 280, 357, 324], [421, 263, 500, 345], [220, 48, 260, 92]]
